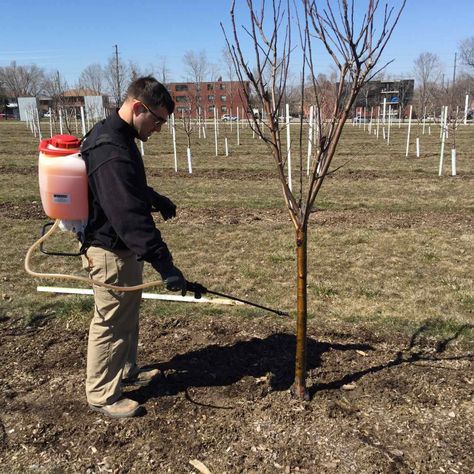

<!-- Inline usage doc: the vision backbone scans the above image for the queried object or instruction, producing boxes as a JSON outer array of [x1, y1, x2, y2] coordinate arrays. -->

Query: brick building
[[167, 79, 250, 118], [353, 79, 414, 118]]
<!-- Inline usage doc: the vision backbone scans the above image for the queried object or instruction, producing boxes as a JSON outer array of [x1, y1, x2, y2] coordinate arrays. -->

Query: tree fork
[[291, 226, 310, 400]]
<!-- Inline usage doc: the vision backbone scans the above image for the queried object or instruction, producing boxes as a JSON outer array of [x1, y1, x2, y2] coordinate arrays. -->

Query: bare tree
[[413, 52, 443, 118], [129, 61, 155, 83], [105, 53, 129, 106], [182, 50, 209, 120], [0, 82, 9, 117], [223, 0, 406, 399], [222, 47, 240, 116], [156, 56, 171, 85], [183, 50, 211, 84], [0, 61, 45, 97], [459, 37, 474, 71], [42, 70, 77, 133], [78, 64, 104, 94]]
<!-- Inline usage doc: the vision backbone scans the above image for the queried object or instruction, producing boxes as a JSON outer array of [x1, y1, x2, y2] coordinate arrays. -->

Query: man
[[80, 76, 186, 418]]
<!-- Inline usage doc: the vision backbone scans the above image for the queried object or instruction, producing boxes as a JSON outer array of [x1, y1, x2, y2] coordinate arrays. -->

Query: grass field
[[1, 118, 473, 338], [0, 118, 473, 472]]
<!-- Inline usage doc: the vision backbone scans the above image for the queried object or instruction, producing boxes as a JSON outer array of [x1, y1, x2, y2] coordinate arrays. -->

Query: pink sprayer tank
[[38, 135, 88, 220]]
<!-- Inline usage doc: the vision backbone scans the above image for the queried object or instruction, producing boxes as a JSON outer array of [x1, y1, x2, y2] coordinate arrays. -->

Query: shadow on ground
[[131, 321, 473, 404], [130, 332, 374, 404], [310, 321, 473, 396]]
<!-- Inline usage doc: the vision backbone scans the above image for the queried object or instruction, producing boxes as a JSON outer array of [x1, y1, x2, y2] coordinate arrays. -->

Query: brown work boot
[[122, 367, 161, 387], [89, 397, 143, 418]]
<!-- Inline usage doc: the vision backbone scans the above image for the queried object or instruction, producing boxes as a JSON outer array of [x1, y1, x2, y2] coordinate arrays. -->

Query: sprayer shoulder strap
[[80, 132, 128, 155], [81, 130, 131, 176]]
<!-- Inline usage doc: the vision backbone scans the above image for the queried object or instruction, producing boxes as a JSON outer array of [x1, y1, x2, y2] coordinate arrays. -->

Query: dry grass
[[0, 119, 473, 345]]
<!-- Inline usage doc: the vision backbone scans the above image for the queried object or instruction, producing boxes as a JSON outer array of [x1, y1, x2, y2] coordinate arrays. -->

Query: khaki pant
[[82, 246, 144, 406]]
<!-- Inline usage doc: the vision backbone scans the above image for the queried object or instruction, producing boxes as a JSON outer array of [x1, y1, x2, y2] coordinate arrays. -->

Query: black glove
[[161, 265, 187, 294], [148, 188, 177, 221], [151, 257, 187, 295], [186, 281, 208, 299]]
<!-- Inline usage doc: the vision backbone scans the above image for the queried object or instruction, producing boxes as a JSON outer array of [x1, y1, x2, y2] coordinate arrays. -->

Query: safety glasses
[[141, 102, 168, 126]]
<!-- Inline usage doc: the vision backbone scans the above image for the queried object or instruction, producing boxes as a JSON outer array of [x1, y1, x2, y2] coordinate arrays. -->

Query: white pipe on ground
[[37, 286, 243, 306]]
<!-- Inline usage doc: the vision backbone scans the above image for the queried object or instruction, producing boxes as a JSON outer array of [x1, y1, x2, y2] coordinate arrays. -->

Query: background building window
[[221, 106, 227, 112], [175, 96, 188, 102], [175, 84, 188, 91], [207, 84, 214, 90], [208, 95, 214, 101], [208, 105, 215, 112], [220, 95, 227, 101]]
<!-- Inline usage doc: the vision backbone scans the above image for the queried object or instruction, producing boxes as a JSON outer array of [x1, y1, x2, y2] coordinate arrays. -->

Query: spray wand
[[186, 282, 289, 317], [26, 220, 289, 317]]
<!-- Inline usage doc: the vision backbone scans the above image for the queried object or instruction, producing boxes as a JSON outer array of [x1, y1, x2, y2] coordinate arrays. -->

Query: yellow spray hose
[[25, 219, 164, 292]]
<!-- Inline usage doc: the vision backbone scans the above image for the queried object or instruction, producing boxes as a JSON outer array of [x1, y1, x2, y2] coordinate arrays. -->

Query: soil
[[2, 164, 473, 182], [0, 307, 472, 473], [1, 165, 473, 473], [1, 201, 473, 232]]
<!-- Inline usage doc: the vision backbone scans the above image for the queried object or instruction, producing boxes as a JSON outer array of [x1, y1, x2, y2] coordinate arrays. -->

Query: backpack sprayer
[[25, 134, 289, 317]]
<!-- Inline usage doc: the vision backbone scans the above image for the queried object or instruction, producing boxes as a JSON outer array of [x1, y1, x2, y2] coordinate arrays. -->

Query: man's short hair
[[126, 76, 175, 114]]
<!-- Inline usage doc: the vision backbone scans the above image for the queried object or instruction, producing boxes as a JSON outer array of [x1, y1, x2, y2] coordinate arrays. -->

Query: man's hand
[[160, 265, 187, 294], [148, 189, 177, 220], [186, 281, 208, 299]]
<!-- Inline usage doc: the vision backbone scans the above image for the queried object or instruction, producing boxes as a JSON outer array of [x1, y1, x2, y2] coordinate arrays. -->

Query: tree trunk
[[291, 225, 310, 400]]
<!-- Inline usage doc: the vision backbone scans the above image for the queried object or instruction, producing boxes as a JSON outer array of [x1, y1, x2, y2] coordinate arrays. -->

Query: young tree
[[223, 0, 406, 399]]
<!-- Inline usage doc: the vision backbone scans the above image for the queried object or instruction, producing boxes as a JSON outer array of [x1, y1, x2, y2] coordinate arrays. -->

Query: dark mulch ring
[[0, 310, 472, 473]]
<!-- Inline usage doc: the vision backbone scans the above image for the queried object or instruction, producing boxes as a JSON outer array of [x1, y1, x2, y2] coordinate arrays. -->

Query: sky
[[0, 0, 472, 87]]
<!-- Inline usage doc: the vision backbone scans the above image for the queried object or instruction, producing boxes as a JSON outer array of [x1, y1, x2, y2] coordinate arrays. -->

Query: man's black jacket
[[80, 110, 172, 270]]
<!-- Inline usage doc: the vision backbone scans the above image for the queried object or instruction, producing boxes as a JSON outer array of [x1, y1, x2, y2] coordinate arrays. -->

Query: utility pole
[[450, 52, 457, 111], [114, 44, 121, 106], [452, 52, 457, 86]]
